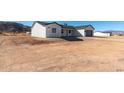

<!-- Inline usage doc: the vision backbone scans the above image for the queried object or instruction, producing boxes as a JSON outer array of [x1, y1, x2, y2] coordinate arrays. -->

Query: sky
[[17, 21, 124, 31]]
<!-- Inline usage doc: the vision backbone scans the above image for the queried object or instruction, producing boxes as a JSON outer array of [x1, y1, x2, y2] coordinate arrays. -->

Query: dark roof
[[32, 21, 61, 27], [33, 21, 56, 26], [59, 24, 75, 29], [33, 21, 75, 29], [75, 25, 95, 30], [32, 22, 94, 30], [36, 21, 49, 25]]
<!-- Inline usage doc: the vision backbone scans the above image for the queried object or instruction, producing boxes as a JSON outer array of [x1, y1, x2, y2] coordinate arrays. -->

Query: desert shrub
[[119, 34, 124, 36], [0, 32, 27, 36]]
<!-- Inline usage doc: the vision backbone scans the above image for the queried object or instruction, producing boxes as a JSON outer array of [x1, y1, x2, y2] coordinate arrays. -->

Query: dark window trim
[[52, 28, 57, 33]]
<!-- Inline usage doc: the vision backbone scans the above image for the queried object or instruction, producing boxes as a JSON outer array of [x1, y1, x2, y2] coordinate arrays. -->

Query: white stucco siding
[[31, 23, 46, 38], [74, 29, 85, 37], [94, 32, 110, 37], [46, 24, 62, 38]]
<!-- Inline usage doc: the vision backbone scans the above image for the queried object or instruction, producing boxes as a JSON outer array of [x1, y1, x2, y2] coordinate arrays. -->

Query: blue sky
[[17, 21, 124, 31]]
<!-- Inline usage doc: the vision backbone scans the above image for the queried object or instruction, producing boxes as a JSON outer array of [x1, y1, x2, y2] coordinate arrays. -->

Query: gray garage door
[[85, 30, 93, 37]]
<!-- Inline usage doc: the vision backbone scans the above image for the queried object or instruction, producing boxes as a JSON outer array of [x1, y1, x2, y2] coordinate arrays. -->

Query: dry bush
[[1, 36, 54, 46], [0, 32, 15, 36], [0, 32, 28, 36], [0, 32, 2, 34], [17, 37, 52, 45]]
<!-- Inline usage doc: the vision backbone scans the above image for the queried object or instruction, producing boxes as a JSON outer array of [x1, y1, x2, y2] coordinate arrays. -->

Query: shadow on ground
[[61, 37, 83, 41], [93, 36, 109, 38]]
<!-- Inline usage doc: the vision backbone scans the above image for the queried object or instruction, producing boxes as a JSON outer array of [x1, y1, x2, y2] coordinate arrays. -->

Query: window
[[52, 28, 56, 33], [61, 29, 64, 34], [69, 30, 71, 33]]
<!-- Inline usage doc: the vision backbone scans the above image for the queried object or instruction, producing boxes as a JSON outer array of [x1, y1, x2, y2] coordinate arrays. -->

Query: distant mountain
[[0, 22, 31, 32], [102, 30, 124, 35], [102, 30, 124, 32]]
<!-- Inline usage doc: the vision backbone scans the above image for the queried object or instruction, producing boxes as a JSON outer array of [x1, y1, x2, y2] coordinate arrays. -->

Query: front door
[[62, 30, 73, 37], [67, 30, 72, 36], [61, 30, 66, 37]]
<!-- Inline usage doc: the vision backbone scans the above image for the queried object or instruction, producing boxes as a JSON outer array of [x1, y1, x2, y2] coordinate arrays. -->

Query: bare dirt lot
[[0, 36, 124, 72]]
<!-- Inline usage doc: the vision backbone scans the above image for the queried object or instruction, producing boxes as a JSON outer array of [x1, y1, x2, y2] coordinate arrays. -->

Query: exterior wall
[[31, 23, 46, 38], [46, 24, 62, 38], [74, 29, 85, 37], [94, 32, 110, 37]]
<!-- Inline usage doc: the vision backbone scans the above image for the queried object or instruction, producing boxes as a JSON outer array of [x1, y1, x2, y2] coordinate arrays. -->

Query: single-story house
[[94, 31, 111, 37], [31, 21, 95, 38]]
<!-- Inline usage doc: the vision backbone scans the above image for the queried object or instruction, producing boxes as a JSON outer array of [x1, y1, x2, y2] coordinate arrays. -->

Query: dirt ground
[[0, 36, 124, 72]]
